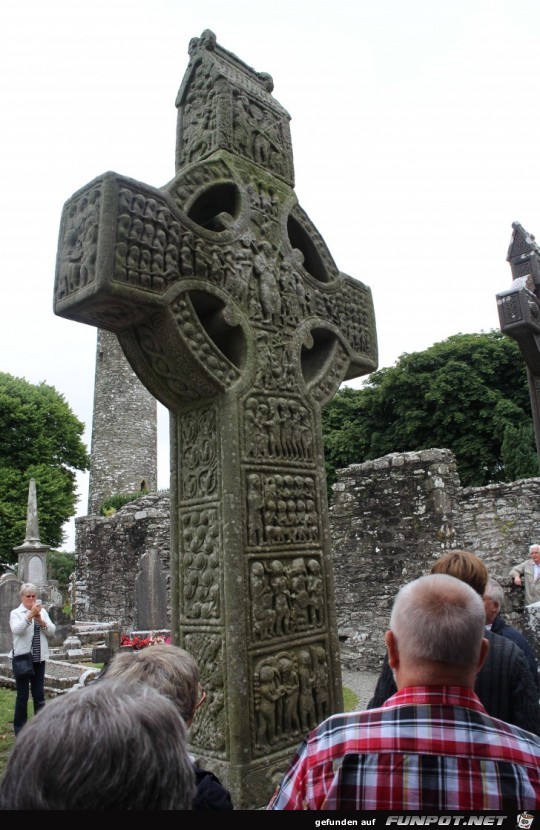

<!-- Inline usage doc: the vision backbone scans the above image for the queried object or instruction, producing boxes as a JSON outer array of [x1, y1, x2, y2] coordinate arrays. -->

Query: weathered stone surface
[[88, 329, 157, 515], [331, 448, 540, 670]]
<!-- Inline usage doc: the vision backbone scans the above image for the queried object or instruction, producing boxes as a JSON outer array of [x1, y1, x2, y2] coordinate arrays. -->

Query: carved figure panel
[[185, 632, 227, 754], [178, 405, 219, 501], [181, 507, 221, 621], [244, 395, 313, 462], [246, 473, 319, 547], [252, 644, 330, 753], [249, 555, 325, 640]]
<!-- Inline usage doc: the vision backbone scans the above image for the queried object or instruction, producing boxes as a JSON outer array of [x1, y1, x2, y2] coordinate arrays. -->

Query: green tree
[[0, 373, 90, 563], [47, 550, 76, 587], [322, 331, 538, 490]]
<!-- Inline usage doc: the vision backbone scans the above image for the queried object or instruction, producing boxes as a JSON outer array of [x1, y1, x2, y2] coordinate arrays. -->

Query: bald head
[[386, 574, 488, 690]]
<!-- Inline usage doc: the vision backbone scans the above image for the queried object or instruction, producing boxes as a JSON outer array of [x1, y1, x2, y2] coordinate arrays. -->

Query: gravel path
[[341, 668, 379, 710]]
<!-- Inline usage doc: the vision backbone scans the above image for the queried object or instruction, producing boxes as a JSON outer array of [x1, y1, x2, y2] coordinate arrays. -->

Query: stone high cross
[[54, 30, 378, 808], [497, 222, 540, 468]]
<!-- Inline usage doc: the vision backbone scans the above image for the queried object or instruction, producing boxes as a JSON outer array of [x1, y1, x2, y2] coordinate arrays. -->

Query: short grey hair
[[390, 573, 485, 667], [530, 544, 540, 554], [0, 679, 196, 810], [484, 578, 505, 610], [99, 643, 199, 723], [19, 582, 37, 597]]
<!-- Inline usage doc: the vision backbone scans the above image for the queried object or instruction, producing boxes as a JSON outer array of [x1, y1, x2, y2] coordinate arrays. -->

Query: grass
[[0, 687, 16, 777], [0, 683, 362, 778], [343, 686, 359, 712]]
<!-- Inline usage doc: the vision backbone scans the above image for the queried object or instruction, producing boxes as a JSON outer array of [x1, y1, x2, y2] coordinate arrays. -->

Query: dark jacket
[[367, 629, 540, 736], [490, 613, 539, 690], [193, 766, 234, 810]]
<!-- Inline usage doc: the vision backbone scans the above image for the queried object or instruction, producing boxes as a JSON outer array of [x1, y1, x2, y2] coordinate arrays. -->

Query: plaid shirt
[[267, 686, 540, 810]]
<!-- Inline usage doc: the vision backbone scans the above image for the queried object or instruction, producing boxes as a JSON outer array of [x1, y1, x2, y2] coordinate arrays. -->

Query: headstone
[[63, 634, 84, 661], [53, 30, 377, 808], [497, 222, 540, 468], [0, 575, 21, 654], [523, 602, 540, 662], [134, 549, 168, 630]]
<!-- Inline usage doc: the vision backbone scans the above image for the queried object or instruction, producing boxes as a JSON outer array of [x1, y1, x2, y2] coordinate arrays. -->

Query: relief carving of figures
[[57, 185, 101, 299], [254, 661, 281, 748], [289, 558, 310, 631], [179, 406, 218, 501], [182, 508, 220, 620], [307, 558, 324, 627], [250, 561, 276, 640], [311, 644, 330, 722], [186, 634, 226, 753], [247, 474, 265, 547], [246, 473, 319, 547], [276, 654, 300, 736], [114, 186, 183, 292], [252, 647, 327, 752], [253, 240, 281, 326], [297, 649, 317, 733], [249, 556, 324, 640], [268, 560, 291, 636], [244, 395, 313, 462]]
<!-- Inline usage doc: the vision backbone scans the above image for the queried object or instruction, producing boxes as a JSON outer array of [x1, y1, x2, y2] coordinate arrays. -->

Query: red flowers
[[120, 634, 171, 650]]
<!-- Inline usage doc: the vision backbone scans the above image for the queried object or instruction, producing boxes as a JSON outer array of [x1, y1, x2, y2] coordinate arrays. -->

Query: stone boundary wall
[[74, 450, 540, 672], [331, 449, 540, 671], [74, 491, 170, 628]]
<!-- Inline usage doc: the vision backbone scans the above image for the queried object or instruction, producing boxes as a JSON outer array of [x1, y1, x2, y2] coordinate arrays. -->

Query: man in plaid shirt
[[268, 573, 540, 810]]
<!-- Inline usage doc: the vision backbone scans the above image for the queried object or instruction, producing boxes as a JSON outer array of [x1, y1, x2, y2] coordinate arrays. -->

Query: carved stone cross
[[54, 30, 378, 808], [497, 222, 540, 468]]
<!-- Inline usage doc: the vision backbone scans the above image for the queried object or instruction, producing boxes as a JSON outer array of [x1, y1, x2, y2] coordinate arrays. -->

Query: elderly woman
[[9, 582, 56, 735]]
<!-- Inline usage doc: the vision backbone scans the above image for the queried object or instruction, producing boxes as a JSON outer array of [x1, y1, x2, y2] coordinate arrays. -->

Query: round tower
[[88, 328, 157, 515]]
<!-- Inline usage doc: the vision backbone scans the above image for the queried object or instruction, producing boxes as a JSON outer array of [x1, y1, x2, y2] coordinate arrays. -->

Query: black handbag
[[12, 652, 35, 679]]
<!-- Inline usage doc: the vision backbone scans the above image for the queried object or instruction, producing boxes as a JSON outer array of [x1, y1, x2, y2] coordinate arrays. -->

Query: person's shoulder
[[193, 767, 234, 810], [484, 628, 524, 661]]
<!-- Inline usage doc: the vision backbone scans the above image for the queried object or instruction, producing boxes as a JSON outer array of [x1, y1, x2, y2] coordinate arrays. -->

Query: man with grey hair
[[484, 577, 539, 689], [268, 573, 540, 811], [511, 543, 540, 605]]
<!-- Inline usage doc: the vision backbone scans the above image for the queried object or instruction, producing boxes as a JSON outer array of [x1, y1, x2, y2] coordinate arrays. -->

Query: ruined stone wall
[[74, 491, 170, 627], [330, 449, 540, 671], [74, 450, 540, 670]]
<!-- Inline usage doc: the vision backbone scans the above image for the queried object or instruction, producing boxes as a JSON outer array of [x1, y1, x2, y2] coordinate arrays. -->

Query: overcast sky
[[3, 0, 540, 549]]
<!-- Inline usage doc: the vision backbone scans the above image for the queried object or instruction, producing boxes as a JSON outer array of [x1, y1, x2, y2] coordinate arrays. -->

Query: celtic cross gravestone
[[497, 222, 540, 469], [53, 30, 378, 808]]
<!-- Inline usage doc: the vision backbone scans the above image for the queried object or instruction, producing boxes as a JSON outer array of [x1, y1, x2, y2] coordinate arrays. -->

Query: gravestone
[[497, 222, 540, 468], [53, 30, 377, 808], [0, 575, 21, 654], [134, 549, 168, 630]]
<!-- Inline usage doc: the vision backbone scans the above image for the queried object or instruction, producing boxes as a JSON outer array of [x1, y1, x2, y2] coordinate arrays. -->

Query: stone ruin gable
[[330, 448, 461, 671], [74, 491, 170, 627], [330, 447, 540, 671]]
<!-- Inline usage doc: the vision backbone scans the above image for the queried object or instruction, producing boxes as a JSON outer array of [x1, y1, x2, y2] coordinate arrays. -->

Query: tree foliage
[[0, 373, 90, 563], [322, 331, 539, 490], [47, 550, 76, 587]]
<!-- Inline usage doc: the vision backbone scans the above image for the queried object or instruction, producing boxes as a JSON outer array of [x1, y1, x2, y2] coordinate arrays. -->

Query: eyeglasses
[[196, 684, 207, 710], [24, 594, 36, 598]]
